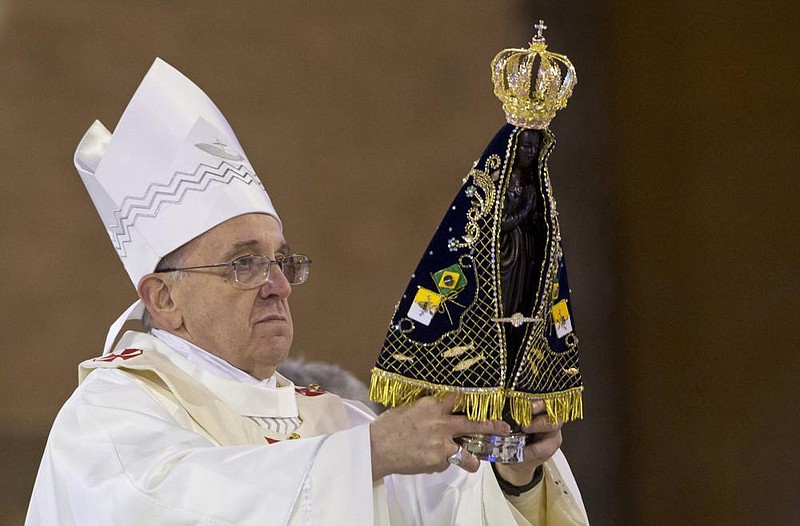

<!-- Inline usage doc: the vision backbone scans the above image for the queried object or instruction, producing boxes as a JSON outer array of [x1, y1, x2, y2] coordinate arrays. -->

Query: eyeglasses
[[156, 254, 312, 288]]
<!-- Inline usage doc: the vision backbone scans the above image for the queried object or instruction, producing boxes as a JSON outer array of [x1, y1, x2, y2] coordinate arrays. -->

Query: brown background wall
[[0, 1, 797, 524], [607, 2, 800, 524]]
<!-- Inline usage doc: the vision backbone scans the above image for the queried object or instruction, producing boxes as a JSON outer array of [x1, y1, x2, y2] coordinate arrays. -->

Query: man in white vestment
[[26, 58, 589, 525]]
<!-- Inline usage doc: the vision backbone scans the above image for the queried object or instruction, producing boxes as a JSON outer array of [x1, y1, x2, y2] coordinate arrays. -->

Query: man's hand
[[369, 396, 511, 481], [494, 400, 563, 486]]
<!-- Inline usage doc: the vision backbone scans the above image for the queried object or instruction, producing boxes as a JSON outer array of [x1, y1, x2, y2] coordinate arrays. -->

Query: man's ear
[[138, 274, 182, 330]]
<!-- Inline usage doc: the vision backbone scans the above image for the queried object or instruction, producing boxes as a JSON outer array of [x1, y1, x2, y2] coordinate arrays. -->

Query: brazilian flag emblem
[[432, 264, 467, 295]]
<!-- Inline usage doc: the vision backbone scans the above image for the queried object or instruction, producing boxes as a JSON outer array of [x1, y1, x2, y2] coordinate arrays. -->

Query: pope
[[26, 56, 588, 525]]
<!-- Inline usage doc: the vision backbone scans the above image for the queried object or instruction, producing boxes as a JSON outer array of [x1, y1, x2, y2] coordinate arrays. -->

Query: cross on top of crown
[[533, 20, 548, 42]]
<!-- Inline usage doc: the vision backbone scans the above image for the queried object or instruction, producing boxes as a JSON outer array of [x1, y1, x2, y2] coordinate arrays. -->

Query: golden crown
[[491, 20, 577, 129]]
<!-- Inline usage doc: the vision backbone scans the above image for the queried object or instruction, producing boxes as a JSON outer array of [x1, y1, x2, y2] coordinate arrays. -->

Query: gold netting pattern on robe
[[370, 126, 582, 427], [371, 151, 508, 421]]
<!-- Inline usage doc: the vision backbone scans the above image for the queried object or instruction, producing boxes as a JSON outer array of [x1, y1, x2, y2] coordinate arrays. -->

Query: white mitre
[[74, 58, 279, 354]]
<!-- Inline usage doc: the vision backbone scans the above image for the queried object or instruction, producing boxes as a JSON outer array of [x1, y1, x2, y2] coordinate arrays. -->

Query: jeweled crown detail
[[491, 20, 577, 129]]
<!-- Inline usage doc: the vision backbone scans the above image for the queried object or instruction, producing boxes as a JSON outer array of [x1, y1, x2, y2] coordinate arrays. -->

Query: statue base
[[458, 432, 526, 463]]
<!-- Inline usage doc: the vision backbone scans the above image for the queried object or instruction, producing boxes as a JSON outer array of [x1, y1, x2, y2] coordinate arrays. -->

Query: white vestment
[[27, 331, 588, 525]]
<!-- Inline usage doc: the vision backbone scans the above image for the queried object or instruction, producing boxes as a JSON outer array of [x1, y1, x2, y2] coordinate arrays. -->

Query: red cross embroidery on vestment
[[294, 386, 326, 397], [95, 348, 144, 362]]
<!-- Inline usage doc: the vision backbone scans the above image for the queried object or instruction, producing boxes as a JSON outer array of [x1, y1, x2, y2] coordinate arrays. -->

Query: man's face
[[169, 213, 293, 379]]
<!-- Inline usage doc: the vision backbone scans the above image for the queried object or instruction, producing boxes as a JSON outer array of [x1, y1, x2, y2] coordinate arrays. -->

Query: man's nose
[[258, 264, 292, 299]]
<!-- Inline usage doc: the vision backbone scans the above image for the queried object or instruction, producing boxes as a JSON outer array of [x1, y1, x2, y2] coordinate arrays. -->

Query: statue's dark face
[[515, 130, 539, 170]]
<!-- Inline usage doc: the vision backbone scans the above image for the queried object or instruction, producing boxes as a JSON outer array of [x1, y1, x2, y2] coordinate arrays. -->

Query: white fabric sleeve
[[26, 369, 375, 526], [340, 399, 588, 526]]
